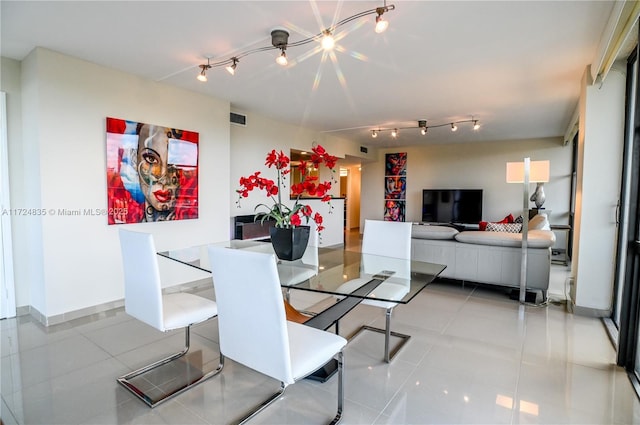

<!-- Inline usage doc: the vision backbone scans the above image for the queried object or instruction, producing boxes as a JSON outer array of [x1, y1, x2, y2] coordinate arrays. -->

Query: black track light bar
[[197, 3, 395, 77], [371, 118, 480, 138]]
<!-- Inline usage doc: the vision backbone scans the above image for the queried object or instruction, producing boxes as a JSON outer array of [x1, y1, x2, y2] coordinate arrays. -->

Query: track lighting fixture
[[197, 58, 212, 82], [370, 118, 481, 138], [418, 119, 427, 135], [375, 7, 390, 33], [225, 57, 238, 75], [321, 30, 335, 50], [276, 49, 288, 66], [196, 2, 395, 80], [271, 29, 290, 66], [225, 65, 235, 75]]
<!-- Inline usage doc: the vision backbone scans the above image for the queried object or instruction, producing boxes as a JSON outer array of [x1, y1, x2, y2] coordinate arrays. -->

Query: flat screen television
[[422, 189, 483, 224]]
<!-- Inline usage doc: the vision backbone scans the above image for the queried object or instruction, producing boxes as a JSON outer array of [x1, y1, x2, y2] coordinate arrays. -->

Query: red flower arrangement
[[236, 145, 338, 233]]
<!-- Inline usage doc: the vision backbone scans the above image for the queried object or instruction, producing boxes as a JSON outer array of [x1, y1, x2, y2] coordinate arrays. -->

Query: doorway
[[338, 162, 361, 233]]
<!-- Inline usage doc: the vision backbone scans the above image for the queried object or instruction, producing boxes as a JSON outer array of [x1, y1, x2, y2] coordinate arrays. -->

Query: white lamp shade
[[506, 160, 550, 183]]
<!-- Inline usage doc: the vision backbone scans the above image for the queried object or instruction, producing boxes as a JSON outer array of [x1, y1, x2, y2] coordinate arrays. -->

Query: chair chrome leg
[[348, 307, 411, 363], [329, 351, 344, 425], [234, 351, 344, 424], [117, 325, 224, 407], [236, 382, 287, 425], [384, 308, 392, 363]]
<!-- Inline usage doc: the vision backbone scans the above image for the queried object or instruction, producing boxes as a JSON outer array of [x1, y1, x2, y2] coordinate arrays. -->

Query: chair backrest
[[308, 226, 319, 247], [207, 246, 294, 384], [299, 226, 319, 266], [362, 219, 412, 260], [118, 229, 164, 331]]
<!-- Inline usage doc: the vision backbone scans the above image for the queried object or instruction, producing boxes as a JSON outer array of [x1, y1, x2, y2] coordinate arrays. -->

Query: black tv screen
[[422, 189, 483, 224]]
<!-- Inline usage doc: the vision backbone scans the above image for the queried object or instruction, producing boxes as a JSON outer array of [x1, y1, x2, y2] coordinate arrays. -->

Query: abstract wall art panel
[[106, 117, 199, 224], [384, 152, 407, 221]]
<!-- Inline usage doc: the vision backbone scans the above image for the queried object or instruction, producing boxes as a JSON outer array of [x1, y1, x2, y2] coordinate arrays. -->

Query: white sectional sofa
[[411, 215, 556, 299]]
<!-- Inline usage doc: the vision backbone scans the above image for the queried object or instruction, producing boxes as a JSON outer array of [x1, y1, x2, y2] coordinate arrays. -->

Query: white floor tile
[[1, 239, 637, 424]]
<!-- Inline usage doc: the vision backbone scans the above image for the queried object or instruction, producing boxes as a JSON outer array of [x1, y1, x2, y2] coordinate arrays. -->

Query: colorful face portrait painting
[[106, 117, 199, 224], [385, 176, 406, 200], [385, 152, 407, 176], [384, 200, 405, 222]]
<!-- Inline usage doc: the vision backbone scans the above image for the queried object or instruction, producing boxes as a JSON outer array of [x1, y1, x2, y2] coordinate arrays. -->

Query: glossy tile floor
[[2, 230, 639, 424]]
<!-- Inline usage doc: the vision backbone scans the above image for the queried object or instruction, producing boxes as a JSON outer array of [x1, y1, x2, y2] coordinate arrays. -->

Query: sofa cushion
[[529, 213, 551, 230], [454, 229, 555, 248], [412, 224, 459, 240], [486, 222, 522, 233]]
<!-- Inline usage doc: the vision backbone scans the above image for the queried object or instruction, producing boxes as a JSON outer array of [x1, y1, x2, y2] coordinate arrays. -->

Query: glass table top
[[159, 240, 446, 304]]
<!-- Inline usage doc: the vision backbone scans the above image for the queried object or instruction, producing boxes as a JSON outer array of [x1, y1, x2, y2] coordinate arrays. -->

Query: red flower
[[265, 150, 290, 170], [236, 144, 337, 234]]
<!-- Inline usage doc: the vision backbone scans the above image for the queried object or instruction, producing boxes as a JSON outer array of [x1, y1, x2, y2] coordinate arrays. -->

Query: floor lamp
[[506, 158, 550, 304]]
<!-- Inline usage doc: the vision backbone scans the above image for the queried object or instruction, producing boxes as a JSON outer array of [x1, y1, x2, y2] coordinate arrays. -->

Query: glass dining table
[[158, 239, 446, 379]]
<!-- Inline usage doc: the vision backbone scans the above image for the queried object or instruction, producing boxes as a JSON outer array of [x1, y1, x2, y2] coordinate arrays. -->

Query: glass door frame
[[615, 34, 640, 394]]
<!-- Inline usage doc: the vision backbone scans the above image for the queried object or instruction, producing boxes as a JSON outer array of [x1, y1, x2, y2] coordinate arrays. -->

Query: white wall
[[1, 57, 26, 310], [229, 111, 367, 246], [572, 63, 625, 312], [11, 48, 231, 321], [360, 139, 573, 226]]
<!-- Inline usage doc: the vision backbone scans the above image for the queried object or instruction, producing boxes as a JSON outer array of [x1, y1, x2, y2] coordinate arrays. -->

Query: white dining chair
[[207, 245, 347, 425], [342, 219, 413, 363], [117, 229, 222, 407]]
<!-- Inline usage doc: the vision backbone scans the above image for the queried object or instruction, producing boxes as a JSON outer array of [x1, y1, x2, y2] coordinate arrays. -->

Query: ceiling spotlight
[[271, 28, 290, 66], [421, 127, 428, 135], [473, 120, 480, 130], [391, 128, 398, 138], [276, 49, 288, 66], [196, 58, 212, 82], [375, 7, 390, 33], [226, 58, 238, 75], [451, 123, 458, 132], [371, 130, 378, 138], [321, 30, 335, 50]]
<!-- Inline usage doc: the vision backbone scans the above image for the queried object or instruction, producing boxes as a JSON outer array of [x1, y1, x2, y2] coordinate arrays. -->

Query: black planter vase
[[269, 226, 310, 261]]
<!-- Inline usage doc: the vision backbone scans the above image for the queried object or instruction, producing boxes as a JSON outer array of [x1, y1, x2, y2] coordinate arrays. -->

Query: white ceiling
[[1, 1, 617, 147]]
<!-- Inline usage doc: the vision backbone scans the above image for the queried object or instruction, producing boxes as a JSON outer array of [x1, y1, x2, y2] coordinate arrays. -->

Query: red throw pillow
[[501, 214, 515, 224]]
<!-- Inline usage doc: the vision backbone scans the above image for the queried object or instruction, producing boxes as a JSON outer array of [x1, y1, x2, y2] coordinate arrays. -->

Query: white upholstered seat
[[207, 245, 347, 425], [117, 229, 222, 407]]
